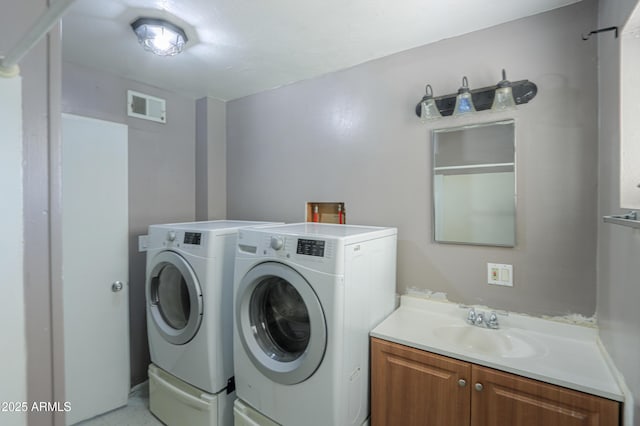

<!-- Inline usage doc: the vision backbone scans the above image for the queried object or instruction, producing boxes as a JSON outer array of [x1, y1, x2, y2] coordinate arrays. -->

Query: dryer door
[[147, 251, 203, 345], [236, 262, 327, 385]]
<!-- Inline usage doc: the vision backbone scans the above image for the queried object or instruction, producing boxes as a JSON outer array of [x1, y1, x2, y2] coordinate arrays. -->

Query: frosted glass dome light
[[131, 18, 188, 57]]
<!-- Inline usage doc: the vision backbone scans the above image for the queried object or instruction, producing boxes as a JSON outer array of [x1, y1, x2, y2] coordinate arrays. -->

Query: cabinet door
[[471, 365, 620, 426], [371, 338, 471, 426]]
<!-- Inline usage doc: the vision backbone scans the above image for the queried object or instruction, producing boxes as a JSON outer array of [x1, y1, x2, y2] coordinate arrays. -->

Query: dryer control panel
[[163, 230, 202, 246], [146, 226, 208, 256]]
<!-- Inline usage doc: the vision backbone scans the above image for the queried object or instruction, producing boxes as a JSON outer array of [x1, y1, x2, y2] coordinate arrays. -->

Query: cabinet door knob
[[458, 379, 467, 387], [474, 383, 484, 392]]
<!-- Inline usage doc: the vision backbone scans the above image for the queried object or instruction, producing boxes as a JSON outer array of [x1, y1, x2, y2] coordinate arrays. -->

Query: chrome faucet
[[466, 307, 500, 329]]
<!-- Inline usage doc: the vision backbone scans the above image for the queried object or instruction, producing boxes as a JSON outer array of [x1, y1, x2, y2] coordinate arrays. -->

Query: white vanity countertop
[[370, 295, 623, 402]]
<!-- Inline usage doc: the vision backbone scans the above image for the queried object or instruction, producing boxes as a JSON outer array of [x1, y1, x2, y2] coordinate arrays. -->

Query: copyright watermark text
[[1, 401, 71, 412]]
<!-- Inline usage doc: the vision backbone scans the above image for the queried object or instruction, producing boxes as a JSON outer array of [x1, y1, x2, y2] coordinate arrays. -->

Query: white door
[[0, 76, 27, 426], [62, 114, 130, 425]]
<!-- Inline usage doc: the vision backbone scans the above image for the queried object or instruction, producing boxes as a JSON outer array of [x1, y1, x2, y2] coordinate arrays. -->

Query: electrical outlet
[[138, 235, 149, 252], [487, 263, 513, 287]]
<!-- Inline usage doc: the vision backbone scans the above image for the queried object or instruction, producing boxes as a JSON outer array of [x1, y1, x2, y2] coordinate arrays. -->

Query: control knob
[[270, 236, 284, 251], [167, 231, 177, 242]]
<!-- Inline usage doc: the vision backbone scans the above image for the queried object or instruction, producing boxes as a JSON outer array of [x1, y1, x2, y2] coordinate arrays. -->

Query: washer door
[[147, 251, 203, 345], [236, 262, 327, 385]]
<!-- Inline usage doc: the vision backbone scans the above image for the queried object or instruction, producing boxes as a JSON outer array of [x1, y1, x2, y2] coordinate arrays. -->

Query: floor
[[77, 382, 163, 426]]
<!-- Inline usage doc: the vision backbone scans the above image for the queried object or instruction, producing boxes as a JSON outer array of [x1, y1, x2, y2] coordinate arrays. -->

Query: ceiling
[[61, 0, 580, 101]]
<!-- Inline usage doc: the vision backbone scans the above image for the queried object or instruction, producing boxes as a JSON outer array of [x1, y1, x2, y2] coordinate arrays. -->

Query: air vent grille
[[127, 90, 166, 123]]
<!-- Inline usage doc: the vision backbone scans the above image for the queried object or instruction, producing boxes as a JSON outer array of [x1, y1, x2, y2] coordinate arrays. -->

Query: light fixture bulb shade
[[453, 76, 476, 116], [420, 84, 441, 122], [131, 18, 188, 56], [491, 69, 517, 112], [420, 98, 441, 122], [491, 86, 517, 111]]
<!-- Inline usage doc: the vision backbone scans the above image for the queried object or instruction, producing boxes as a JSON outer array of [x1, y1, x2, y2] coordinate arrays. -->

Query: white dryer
[[233, 223, 397, 426], [145, 220, 275, 403]]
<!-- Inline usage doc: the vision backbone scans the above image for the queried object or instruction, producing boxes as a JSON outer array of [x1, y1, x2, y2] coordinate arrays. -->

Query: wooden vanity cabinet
[[371, 338, 620, 426], [472, 364, 620, 426], [371, 337, 471, 425]]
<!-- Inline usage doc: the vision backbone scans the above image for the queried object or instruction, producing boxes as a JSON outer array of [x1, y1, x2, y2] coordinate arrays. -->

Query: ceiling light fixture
[[131, 17, 188, 57]]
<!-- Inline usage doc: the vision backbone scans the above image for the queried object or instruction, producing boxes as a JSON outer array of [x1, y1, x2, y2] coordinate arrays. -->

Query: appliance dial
[[167, 231, 177, 242], [270, 236, 284, 251]]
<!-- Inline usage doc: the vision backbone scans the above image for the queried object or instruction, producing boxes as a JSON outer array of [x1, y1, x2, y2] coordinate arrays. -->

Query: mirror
[[432, 120, 515, 247]]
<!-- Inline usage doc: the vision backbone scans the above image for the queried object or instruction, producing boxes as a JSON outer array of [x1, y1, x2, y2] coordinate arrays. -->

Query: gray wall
[[6, 1, 637, 423], [597, 0, 640, 422], [228, 0, 599, 318], [61, 62, 197, 385], [196, 97, 227, 220]]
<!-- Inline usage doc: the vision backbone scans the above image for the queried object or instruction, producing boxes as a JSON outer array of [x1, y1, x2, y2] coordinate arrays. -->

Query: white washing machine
[[145, 220, 277, 425], [233, 222, 397, 426]]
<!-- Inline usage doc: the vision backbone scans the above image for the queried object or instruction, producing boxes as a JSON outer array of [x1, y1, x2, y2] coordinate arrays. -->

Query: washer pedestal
[[233, 399, 279, 426], [149, 364, 234, 426]]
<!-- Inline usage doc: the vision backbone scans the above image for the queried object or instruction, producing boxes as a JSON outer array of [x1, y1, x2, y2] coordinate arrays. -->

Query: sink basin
[[432, 325, 542, 358]]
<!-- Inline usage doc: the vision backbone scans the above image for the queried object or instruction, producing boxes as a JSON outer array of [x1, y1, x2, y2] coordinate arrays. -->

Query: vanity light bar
[[414, 79, 538, 118]]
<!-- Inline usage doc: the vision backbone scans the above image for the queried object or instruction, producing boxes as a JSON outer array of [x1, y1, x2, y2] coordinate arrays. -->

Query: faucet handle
[[475, 313, 485, 326], [466, 308, 476, 324], [487, 311, 499, 329]]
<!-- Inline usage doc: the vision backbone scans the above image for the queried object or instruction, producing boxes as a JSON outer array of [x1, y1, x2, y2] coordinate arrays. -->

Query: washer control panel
[[184, 232, 202, 245], [237, 230, 339, 273], [270, 236, 284, 251], [296, 238, 325, 257], [262, 234, 333, 262]]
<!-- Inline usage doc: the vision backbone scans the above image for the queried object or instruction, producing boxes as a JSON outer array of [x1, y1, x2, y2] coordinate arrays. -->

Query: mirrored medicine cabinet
[[432, 120, 516, 247]]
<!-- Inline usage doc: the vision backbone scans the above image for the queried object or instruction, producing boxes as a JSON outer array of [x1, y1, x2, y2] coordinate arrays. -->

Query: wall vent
[[127, 90, 166, 123]]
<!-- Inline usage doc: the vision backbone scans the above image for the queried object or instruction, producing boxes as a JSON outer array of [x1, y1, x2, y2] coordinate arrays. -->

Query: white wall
[[597, 0, 640, 422], [0, 77, 27, 426]]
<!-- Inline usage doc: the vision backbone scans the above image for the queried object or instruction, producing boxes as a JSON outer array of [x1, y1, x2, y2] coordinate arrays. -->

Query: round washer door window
[[236, 262, 327, 385], [147, 251, 203, 345]]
